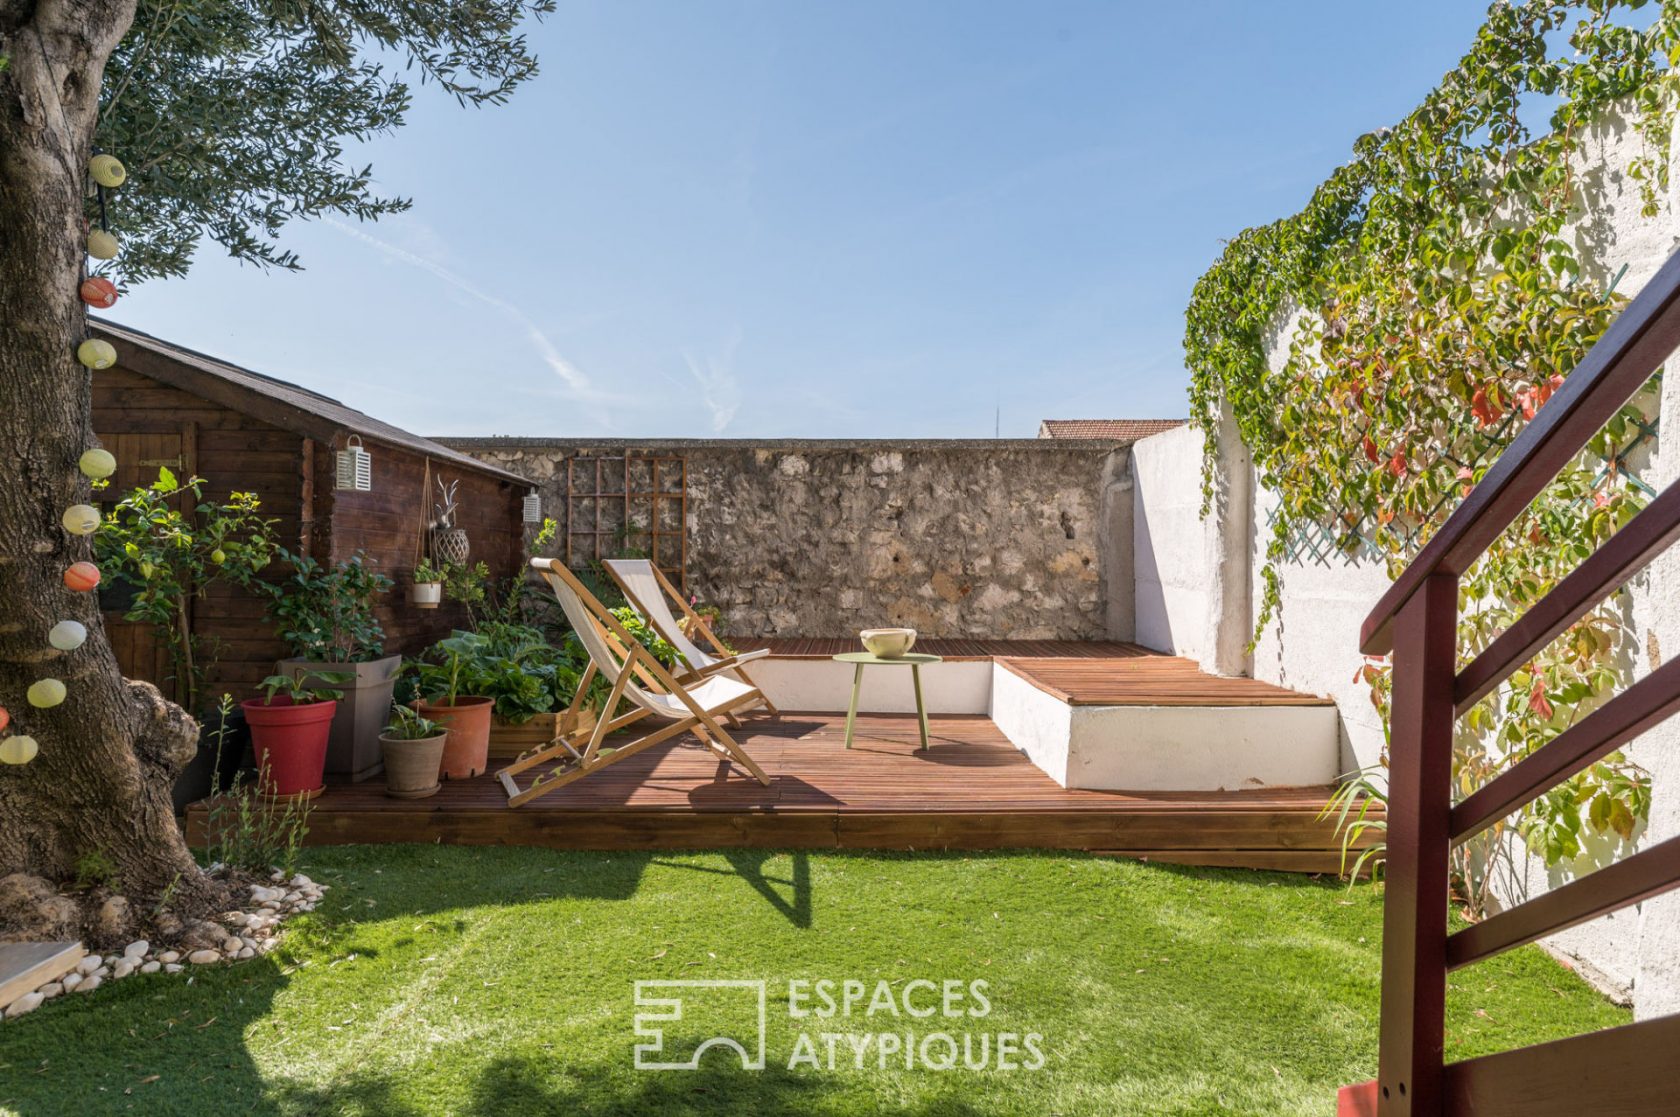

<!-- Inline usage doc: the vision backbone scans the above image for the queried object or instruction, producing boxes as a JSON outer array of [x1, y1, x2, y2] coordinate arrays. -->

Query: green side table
[[831, 651, 943, 751]]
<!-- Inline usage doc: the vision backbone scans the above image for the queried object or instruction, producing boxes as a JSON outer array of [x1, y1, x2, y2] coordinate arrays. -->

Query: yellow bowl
[[860, 628, 917, 658]]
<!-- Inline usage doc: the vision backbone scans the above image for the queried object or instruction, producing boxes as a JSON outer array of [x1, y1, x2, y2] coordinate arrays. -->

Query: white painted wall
[[749, 657, 992, 715], [1131, 423, 1211, 659]]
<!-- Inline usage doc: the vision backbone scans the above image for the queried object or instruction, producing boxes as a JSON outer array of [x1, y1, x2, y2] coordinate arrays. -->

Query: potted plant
[[243, 672, 352, 799], [410, 634, 494, 779], [409, 557, 445, 609], [93, 468, 277, 808], [378, 704, 448, 799], [260, 548, 398, 782]]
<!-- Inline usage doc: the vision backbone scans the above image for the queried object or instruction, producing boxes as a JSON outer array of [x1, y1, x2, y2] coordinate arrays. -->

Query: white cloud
[[683, 326, 744, 433], [324, 217, 601, 402]]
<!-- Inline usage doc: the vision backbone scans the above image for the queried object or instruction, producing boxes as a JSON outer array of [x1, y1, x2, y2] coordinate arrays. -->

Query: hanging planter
[[430, 477, 470, 565]]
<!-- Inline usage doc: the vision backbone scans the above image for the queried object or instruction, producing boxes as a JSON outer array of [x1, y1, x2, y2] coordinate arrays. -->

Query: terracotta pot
[[379, 732, 447, 799], [242, 697, 338, 798], [416, 695, 493, 779]]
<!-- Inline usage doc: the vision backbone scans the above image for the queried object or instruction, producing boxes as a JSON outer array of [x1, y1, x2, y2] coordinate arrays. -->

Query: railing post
[[1377, 573, 1458, 1116]]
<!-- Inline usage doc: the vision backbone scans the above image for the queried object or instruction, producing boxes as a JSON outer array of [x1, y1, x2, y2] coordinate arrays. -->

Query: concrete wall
[[1131, 424, 1209, 659], [444, 438, 1134, 641]]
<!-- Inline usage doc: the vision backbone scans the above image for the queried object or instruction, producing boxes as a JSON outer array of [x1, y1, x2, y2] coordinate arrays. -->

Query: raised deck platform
[[185, 713, 1366, 872]]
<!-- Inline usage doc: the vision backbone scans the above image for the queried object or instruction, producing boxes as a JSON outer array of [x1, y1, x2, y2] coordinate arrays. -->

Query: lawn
[[0, 848, 1626, 1116]]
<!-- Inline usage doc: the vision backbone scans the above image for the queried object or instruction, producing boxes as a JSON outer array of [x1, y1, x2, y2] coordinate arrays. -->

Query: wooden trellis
[[563, 452, 688, 591]]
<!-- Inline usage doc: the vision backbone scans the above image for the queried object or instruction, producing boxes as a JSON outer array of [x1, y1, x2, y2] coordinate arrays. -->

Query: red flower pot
[[415, 696, 493, 779], [242, 696, 338, 798]]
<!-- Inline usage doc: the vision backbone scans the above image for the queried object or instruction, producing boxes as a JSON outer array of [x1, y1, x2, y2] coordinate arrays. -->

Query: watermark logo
[[633, 979, 767, 1071], [632, 978, 1044, 1073]]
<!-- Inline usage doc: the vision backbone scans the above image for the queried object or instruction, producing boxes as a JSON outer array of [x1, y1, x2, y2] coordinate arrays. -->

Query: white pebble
[[39, 983, 63, 999], [270, 870, 285, 882], [62, 973, 82, 991], [74, 975, 101, 994], [140, 961, 160, 975], [112, 960, 135, 979], [123, 940, 149, 959], [244, 914, 265, 930], [290, 874, 311, 888], [187, 950, 220, 965], [93, 966, 110, 980], [164, 963, 183, 974], [236, 947, 254, 960], [75, 955, 101, 975], [158, 951, 180, 964], [6, 993, 44, 1018]]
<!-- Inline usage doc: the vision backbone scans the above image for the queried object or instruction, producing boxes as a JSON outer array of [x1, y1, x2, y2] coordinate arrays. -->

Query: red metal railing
[[1340, 247, 1680, 1117]]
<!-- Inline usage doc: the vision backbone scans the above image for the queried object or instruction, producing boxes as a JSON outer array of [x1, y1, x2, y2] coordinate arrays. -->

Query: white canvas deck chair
[[603, 558, 779, 719], [497, 558, 773, 808]]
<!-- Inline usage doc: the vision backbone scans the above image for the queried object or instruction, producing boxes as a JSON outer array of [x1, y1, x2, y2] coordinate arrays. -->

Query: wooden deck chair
[[603, 558, 779, 718], [497, 558, 773, 808]]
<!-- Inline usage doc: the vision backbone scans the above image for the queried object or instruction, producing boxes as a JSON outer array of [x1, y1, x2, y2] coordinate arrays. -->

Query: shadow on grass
[[258, 1052, 993, 1117], [650, 850, 813, 927]]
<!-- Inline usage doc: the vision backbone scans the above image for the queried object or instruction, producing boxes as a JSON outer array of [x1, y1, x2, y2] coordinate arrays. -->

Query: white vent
[[335, 436, 372, 491]]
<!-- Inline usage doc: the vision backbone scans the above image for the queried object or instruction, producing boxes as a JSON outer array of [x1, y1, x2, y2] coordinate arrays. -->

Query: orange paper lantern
[[63, 562, 101, 592], [80, 277, 118, 309], [0, 707, 8, 733]]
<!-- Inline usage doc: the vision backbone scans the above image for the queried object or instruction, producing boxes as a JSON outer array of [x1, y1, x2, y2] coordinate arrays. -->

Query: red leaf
[[1363, 435, 1381, 464], [1528, 680, 1554, 721]]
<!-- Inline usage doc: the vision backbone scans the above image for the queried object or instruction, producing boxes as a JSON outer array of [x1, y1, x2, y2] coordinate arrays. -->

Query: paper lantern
[[62, 504, 100, 536], [64, 562, 101, 592], [0, 708, 8, 734], [48, 621, 87, 652], [77, 339, 116, 369], [0, 736, 39, 765], [335, 435, 371, 491], [79, 448, 116, 480], [87, 229, 120, 260], [27, 679, 66, 709], [79, 277, 118, 309], [522, 490, 542, 523], [88, 154, 126, 188]]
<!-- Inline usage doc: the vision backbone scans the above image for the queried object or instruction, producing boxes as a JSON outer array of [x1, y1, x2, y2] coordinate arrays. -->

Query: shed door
[[94, 430, 191, 700]]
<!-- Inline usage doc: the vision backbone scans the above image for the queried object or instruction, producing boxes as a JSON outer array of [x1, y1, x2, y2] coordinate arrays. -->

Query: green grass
[[0, 848, 1626, 1116]]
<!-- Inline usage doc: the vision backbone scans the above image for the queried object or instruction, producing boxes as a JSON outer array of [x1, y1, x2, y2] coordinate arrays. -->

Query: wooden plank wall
[[92, 367, 303, 703], [93, 365, 524, 702], [316, 440, 524, 657]]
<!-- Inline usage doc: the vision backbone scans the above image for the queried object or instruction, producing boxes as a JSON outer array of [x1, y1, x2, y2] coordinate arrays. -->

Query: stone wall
[[442, 438, 1133, 640]]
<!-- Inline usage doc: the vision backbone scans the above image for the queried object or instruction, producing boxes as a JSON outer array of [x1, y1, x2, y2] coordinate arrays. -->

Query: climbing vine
[[1185, 0, 1680, 892]]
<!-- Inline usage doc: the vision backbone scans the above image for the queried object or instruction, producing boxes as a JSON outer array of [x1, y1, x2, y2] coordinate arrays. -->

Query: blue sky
[[111, 1, 1492, 439]]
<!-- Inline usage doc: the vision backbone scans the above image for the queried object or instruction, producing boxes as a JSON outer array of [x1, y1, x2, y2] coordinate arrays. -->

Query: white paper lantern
[[48, 621, 87, 652], [335, 435, 371, 492], [27, 679, 66, 709], [0, 735, 39, 765], [62, 504, 101, 535], [522, 489, 542, 523]]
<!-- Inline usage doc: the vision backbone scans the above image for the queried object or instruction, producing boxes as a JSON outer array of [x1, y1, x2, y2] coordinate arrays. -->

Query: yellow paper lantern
[[79, 448, 116, 480], [0, 736, 39, 765], [88, 154, 126, 188], [77, 339, 117, 370], [27, 679, 66, 709], [62, 504, 100, 536], [48, 621, 88, 652], [87, 229, 120, 260]]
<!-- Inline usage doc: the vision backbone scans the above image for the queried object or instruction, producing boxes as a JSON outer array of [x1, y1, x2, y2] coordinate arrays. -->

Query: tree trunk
[[0, 0, 227, 931]]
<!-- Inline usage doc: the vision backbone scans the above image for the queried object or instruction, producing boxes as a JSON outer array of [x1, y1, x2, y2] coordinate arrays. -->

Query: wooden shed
[[89, 319, 528, 703]]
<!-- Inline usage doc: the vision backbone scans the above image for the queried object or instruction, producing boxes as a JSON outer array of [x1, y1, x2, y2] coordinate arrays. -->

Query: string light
[[26, 679, 66, 709], [78, 448, 116, 479], [47, 621, 87, 652], [61, 504, 100, 535], [77, 339, 116, 369], [63, 562, 101, 592], [0, 736, 39, 765]]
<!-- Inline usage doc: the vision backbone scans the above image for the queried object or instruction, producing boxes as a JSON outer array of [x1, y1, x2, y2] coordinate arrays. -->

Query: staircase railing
[[1340, 246, 1680, 1117]]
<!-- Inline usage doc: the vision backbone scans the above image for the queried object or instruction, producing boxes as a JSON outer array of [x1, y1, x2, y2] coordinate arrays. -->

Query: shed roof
[[1037, 418, 1187, 441], [93, 319, 525, 487]]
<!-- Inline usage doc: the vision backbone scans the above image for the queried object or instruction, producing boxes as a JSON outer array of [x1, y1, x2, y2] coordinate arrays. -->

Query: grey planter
[[279, 654, 402, 781]]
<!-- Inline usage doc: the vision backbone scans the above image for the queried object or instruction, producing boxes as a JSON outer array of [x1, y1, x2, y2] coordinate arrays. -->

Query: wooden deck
[[186, 713, 1365, 872]]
